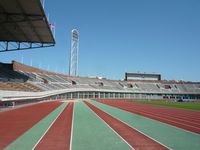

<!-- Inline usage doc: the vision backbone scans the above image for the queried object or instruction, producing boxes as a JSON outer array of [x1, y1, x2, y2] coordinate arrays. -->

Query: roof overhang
[[0, 0, 55, 52]]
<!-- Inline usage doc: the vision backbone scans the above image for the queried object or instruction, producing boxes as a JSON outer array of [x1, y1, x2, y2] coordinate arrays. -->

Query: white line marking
[[84, 101, 135, 150], [126, 107, 200, 128], [90, 100, 172, 150], [70, 103, 74, 150], [102, 101, 200, 136], [32, 102, 68, 150]]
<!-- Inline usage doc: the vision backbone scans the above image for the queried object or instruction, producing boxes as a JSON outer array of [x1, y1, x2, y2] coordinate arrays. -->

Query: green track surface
[[5, 102, 68, 150], [136, 100, 200, 111], [89, 100, 200, 150], [71, 101, 132, 150]]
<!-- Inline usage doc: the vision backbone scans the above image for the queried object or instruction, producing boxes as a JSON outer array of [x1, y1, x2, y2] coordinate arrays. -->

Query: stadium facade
[[0, 61, 200, 105]]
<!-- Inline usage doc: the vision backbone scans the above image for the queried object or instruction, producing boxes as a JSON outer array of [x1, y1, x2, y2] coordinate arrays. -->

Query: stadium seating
[[0, 61, 200, 102], [0, 82, 41, 92]]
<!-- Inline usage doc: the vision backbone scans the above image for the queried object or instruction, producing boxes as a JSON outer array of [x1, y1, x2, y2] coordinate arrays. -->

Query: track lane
[[102, 102, 200, 129], [71, 101, 132, 150], [35, 102, 73, 150], [0, 101, 62, 149], [84, 101, 169, 150], [100, 100, 200, 121], [98, 100, 200, 134], [118, 102, 200, 123], [90, 100, 200, 150], [5, 102, 68, 150]]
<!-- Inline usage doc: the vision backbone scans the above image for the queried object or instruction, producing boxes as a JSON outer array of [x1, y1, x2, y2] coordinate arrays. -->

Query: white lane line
[[101, 101, 200, 136], [84, 102, 135, 150], [32, 102, 68, 150], [90, 101, 172, 150], [125, 107, 200, 129], [70, 103, 75, 150]]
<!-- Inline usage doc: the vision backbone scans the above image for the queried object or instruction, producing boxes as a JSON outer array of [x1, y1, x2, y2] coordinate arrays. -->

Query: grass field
[[135, 100, 200, 111]]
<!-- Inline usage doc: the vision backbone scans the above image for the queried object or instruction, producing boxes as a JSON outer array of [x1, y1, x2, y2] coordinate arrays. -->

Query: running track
[[85, 101, 168, 150], [97, 99, 200, 134], [35, 102, 73, 150], [0, 101, 62, 149], [0, 99, 200, 150]]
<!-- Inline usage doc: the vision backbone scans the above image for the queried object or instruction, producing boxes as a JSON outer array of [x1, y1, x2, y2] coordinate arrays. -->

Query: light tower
[[69, 29, 79, 76]]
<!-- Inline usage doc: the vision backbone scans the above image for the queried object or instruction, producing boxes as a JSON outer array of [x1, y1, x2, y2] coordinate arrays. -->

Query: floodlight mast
[[69, 29, 79, 76]]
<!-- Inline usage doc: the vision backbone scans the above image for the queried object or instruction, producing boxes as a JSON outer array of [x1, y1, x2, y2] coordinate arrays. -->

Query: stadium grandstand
[[0, 0, 56, 107], [0, 0, 200, 106], [0, 60, 200, 107]]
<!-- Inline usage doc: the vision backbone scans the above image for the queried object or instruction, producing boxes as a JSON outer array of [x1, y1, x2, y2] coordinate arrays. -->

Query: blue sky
[[0, 0, 200, 81]]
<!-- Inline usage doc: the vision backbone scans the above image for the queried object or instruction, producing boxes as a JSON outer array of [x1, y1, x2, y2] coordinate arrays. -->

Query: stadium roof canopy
[[0, 0, 55, 52]]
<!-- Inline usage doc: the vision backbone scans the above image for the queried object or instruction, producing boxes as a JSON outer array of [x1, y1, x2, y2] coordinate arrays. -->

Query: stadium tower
[[69, 29, 79, 76]]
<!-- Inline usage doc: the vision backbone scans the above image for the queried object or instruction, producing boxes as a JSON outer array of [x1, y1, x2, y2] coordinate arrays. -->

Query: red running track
[[85, 101, 168, 150], [35, 102, 74, 150], [103, 100, 200, 127], [97, 99, 200, 134], [0, 101, 62, 149], [101, 99, 200, 122]]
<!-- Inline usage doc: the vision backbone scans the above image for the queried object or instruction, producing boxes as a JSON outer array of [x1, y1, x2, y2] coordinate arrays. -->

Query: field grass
[[135, 100, 200, 111]]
